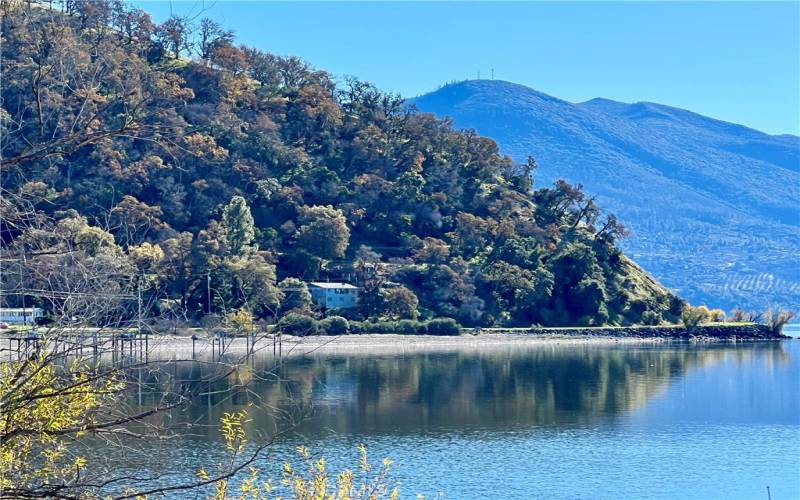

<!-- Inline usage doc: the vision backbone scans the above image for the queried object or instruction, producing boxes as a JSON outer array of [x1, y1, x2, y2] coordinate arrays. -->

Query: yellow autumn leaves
[[0, 357, 399, 500], [0, 356, 123, 491], [200, 411, 398, 500]]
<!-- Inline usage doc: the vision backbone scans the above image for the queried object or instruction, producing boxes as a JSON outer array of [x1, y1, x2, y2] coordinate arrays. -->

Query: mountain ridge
[[421, 80, 799, 140], [411, 80, 800, 311]]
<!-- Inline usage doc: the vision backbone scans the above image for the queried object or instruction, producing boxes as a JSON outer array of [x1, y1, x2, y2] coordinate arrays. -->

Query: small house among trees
[[309, 283, 359, 309]]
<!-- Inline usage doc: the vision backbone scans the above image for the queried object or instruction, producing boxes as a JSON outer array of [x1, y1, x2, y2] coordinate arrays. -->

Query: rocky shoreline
[[470, 323, 785, 339]]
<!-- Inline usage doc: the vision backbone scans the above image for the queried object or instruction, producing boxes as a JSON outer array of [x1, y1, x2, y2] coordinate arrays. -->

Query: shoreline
[[105, 330, 791, 360], [470, 323, 782, 339], [1, 324, 787, 361]]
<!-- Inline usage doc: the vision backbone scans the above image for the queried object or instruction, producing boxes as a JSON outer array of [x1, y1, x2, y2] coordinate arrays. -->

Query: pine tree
[[222, 196, 256, 256]]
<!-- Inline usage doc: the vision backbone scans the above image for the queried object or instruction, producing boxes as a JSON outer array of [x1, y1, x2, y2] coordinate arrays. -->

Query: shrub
[[277, 313, 318, 336], [348, 321, 366, 334], [34, 316, 54, 326], [396, 319, 422, 334], [201, 314, 224, 330], [729, 307, 746, 322], [762, 309, 796, 335], [729, 308, 760, 323], [319, 316, 349, 336], [363, 321, 382, 334], [227, 308, 255, 335], [425, 318, 460, 336], [336, 308, 365, 322], [210, 411, 399, 498], [352, 320, 431, 334], [681, 305, 710, 329], [370, 321, 397, 334], [640, 310, 662, 326], [708, 308, 726, 322], [284, 444, 399, 499]]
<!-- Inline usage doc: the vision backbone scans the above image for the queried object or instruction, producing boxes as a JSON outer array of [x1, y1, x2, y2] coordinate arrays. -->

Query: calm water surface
[[120, 339, 800, 499]]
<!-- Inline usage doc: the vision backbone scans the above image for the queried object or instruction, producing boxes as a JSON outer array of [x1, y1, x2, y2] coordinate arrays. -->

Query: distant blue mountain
[[411, 80, 800, 311]]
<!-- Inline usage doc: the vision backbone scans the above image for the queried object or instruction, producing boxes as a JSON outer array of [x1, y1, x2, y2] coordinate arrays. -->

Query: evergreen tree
[[222, 196, 256, 256], [278, 278, 313, 314]]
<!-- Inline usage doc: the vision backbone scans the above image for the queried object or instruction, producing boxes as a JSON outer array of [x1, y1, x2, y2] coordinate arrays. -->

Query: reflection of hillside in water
[[136, 343, 790, 438]]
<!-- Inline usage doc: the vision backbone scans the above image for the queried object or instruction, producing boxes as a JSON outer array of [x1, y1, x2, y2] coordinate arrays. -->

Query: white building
[[308, 282, 359, 309], [0, 308, 44, 324]]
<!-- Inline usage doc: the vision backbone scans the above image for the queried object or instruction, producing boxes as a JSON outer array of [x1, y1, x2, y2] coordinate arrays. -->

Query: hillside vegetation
[[0, 1, 682, 328], [412, 80, 800, 312]]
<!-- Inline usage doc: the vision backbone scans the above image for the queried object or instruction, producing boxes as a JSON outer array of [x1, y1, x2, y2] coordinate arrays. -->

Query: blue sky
[[136, 1, 800, 135]]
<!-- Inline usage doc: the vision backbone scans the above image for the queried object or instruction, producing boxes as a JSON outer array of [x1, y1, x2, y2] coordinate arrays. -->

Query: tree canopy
[[0, 0, 682, 326]]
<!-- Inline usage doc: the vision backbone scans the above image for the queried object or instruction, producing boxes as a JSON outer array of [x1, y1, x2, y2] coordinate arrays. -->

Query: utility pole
[[20, 250, 27, 327], [138, 274, 146, 359], [137, 274, 142, 337], [207, 273, 212, 315]]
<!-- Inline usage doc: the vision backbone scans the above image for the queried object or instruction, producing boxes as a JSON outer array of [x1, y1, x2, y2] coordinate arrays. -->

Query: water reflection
[[142, 342, 793, 437], [103, 341, 799, 500]]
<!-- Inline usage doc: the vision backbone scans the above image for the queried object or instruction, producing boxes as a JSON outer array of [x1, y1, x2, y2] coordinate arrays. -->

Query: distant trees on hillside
[[0, 0, 681, 327]]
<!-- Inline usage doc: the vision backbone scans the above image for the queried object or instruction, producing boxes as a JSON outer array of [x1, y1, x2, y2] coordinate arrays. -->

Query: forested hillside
[[412, 80, 800, 311], [0, 1, 682, 327]]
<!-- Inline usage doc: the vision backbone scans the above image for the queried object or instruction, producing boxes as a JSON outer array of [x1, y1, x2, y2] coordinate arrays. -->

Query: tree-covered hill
[[0, 1, 682, 327], [411, 80, 800, 312]]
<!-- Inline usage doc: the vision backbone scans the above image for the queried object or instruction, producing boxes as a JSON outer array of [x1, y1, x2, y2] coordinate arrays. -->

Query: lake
[[113, 338, 800, 499]]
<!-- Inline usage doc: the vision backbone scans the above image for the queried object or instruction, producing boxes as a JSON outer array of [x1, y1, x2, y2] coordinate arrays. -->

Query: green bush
[[319, 316, 349, 335], [353, 320, 426, 334], [396, 319, 422, 334], [640, 310, 662, 326], [371, 321, 397, 334], [336, 308, 365, 322], [332, 318, 458, 335], [348, 321, 366, 334], [277, 313, 318, 336], [425, 318, 460, 336]]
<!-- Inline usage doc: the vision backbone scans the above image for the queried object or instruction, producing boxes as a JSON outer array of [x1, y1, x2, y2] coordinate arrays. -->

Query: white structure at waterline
[[308, 282, 359, 309], [0, 307, 44, 324]]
